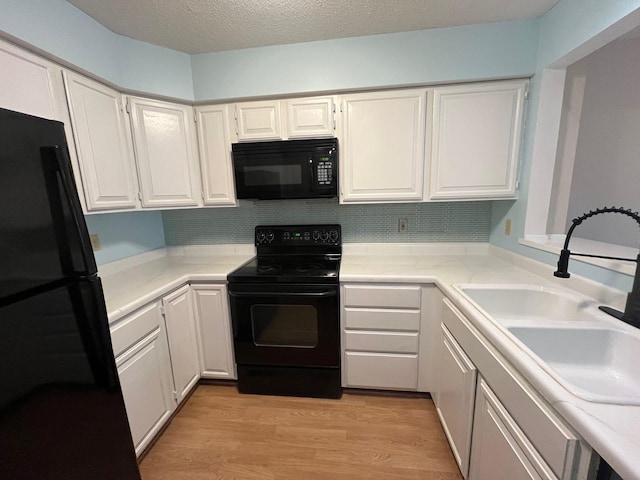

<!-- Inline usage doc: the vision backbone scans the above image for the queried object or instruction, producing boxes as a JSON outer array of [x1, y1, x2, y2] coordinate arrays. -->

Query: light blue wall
[[0, 0, 194, 99], [537, 0, 640, 69], [490, 0, 640, 290], [192, 20, 539, 101], [85, 211, 166, 265]]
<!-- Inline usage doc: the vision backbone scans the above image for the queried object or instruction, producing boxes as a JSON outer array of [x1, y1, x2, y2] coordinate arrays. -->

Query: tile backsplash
[[162, 199, 492, 245]]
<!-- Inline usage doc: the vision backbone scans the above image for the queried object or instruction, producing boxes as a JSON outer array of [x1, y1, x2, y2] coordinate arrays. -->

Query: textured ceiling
[[67, 0, 560, 54]]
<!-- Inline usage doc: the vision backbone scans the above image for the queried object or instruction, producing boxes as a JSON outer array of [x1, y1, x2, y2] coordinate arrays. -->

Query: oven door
[[228, 283, 340, 368]]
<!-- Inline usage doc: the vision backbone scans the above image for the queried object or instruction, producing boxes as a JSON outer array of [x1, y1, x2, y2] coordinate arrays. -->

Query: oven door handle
[[229, 290, 337, 298]]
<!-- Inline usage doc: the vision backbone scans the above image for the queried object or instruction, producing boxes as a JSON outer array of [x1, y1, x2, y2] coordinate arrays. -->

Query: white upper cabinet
[[286, 96, 335, 138], [234, 100, 282, 141], [339, 89, 427, 202], [195, 104, 236, 206], [63, 71, 139, 211], [234, 97, 335, 141], [0, 40, 62, 120], [429, 80, 527, 200], [128, 97, 202, 208]]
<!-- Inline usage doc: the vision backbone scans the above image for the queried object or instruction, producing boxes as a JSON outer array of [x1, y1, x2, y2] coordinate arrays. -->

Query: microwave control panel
[[316, 157, 333, 185], [315, 154, 335, 186]]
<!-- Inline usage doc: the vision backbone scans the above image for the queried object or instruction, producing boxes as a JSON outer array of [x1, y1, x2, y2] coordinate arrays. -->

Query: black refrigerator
[[0, 108, 141, 479]]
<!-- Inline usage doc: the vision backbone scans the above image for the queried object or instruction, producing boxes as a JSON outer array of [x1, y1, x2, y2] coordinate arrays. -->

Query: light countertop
[[99, 243, 639, 479]]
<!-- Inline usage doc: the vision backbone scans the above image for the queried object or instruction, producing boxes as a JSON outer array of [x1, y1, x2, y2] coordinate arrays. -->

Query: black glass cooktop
[[227, 255, 340, 284]]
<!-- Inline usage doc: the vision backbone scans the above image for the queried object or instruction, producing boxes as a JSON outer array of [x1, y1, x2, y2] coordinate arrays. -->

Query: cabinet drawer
[[344, 308, 420, 331], [345, 352, 418, 390], [343, 285, 421, 309], [345, 331, 419, 353], [110, 302, 161, 358]]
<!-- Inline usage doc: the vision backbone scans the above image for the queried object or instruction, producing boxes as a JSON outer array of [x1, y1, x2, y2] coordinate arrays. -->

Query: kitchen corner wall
[[162, 200, 492, 245], [85, 211, 165, 265]]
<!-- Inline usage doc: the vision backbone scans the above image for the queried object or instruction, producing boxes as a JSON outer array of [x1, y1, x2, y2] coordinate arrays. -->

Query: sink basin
[[457, 284, 598, 324], [508, 326, 640, 405]]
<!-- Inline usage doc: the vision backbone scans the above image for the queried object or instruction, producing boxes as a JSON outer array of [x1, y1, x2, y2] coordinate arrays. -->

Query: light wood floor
[[139, 384, 463, 480]]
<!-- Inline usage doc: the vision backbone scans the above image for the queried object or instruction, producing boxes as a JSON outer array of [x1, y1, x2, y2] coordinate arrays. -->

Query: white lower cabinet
[[112, 302, 174, 456], [469, 378, 555, 480], [342, 284, 422, 390], [436, 323, 477, 478], [192, 284, 236, 379], [438, 297, 595, 480], [162, 285, 200, 404]]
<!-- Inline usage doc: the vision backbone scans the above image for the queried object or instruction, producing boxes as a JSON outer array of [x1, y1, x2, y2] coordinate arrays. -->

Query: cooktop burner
[[227, 224, 342, 284]]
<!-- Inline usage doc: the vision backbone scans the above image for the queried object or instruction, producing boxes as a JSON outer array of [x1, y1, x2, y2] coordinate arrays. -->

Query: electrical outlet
[[504, 219, 512, 236], [90, 234, 101, 251], [398, 218, 408, 234]]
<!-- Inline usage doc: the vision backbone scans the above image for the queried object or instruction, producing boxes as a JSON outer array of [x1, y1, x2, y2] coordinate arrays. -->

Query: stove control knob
[[320, 231, 329, 241], [312, 230, 320, 241], [329, 229, 339, 242], [256, 231, 266, 244], [266, 231, 275, 243]]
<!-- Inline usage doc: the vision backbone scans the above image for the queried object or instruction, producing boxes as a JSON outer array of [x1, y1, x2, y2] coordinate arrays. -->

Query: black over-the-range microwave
[[231, 138, 338, 200]]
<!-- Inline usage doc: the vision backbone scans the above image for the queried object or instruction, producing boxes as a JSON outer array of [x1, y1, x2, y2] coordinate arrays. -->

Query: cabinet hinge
[[516, 180, 521, 190], [201, 190, 205, 200], [193, 111, 197, 123], [160, 305, 166, 317], [124, 98, 131, 114], [137, 191, 143, 202], [524, 87, 529, 100], [173, 391, 178, 402]]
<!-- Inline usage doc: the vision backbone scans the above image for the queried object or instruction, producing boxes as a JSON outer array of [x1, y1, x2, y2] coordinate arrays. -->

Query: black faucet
[[554, 206, 640, 329]]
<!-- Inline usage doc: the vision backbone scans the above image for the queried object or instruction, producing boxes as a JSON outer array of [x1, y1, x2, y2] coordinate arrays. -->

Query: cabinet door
[[235, 100, 282, 141], [63, 71, 139, 211], [195, 105, 236, 205], [116, 303, 174, 456], [162, 285, 200, 404], [287, 97, 335, 138], [340, 89, 426, 202], [128, 97, 201, 207], [469, 378, 556, 480], [192, 284, 236, 379], [0, 40, 61, 120], [436, 323, 477, 478], [430, 80, 526, 200]]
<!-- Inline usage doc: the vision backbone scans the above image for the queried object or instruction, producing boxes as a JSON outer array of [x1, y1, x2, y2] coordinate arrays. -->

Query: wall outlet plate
[[504, 219, 512, 236], [398, 218, 408, 234], [90, 234, 101, 251]]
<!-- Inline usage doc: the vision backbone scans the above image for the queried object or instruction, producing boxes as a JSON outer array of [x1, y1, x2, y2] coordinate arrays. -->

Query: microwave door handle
[[309, 157, 316, 190]]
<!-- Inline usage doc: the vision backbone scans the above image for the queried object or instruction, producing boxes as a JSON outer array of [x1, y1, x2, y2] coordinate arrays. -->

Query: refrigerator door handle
[[70, 278, 121, 390], [40, 145, 97, 276]]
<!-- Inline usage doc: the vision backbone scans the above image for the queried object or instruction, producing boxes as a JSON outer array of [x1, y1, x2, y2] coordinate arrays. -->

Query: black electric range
[[227, 224, 342, 399], [227, 225, 341, 284]]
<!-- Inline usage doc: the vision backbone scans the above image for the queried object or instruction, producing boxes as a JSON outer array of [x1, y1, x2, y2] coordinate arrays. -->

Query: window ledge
[[520, 235, 637, 276]]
